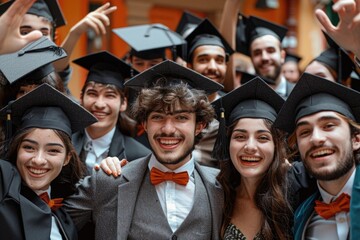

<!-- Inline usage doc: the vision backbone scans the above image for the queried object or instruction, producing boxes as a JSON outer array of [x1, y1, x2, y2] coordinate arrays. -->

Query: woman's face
[[229, 118, 275, 181], [16, 129, 70, 191]]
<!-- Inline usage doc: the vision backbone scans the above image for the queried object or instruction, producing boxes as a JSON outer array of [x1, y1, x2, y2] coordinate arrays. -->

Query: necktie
[[314, 192, 350, 220], [39, 192, 63, 211], [150, 167, 189, 186]]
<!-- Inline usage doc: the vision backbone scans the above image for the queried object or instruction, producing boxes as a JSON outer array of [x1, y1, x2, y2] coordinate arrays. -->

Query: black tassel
[[4, 107, 12, 154], [212, 107, 229, 161]]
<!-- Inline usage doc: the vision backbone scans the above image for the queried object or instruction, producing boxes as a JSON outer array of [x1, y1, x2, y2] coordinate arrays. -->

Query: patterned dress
[[223, 223, 263, 240]]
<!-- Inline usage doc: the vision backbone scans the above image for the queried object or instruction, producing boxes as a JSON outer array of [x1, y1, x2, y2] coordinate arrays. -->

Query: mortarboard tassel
[[212, 106, 229, 161]]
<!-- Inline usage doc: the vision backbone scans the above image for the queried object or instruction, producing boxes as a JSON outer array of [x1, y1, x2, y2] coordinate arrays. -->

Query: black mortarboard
[[124, 60, 223, 95], [175, 11, 202, 37], [73, 51, 138, 89], [113, 24, 186, 61], [212, 77, 284, 160], [285, 52, 302, 63], [274, 73, 360, 133], [0, 83, 97, 138], [236, 13, 249, 55], [313, 32, 354, 83], [184, 18, 234, 62], [214, 77, 284, 125], [350, 71, 360, 92], [0, 0, 66, 28], [235, 68, 258, 85], [237, 14, 288, 56], [0, 36, 67, 85]]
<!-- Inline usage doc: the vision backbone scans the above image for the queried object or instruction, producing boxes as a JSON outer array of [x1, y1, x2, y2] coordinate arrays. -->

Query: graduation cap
[[113, 23, 186, 61], [73, 51, 138, 90], [237, 14, 288, 56], [235, 68, 258, 85], [350, 71, 360, 93], [274, 72, 360, 133], [175, 11, 202, 37], [0, 36, 67, 85], [313, 32, 354, 83], [212, 77, 284, 160], [285, 52, 302, 63], [124, 60, 223, 95], [184, 18, 234, 62], [0, 83, 97, 139], [0, 0, 66, 28]]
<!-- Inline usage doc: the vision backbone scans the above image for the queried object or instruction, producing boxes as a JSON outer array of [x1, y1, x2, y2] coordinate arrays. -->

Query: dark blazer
[[72, 126, 151, 168], [0, 160, 77, 240], [351, 165, 360, 239], [63, 154, 224, 240]]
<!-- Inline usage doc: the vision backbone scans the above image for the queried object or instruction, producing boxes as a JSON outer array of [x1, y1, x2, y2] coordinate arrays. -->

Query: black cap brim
[[213, 77, 284, 125], [0, 83, 97, 136], [73, 51, 138, 89], [0, 36, 67, 85], [124, 60, 223, 95], [274, 73, 360, 133], [113, 23, 186, 53]]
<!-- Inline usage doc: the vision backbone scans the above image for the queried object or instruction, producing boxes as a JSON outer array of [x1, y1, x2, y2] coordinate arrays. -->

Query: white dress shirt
[[148, 155, 195, 232], [305, 169, 355, 240], [84, 127, 115, 172], [275, 76, 287, 98]]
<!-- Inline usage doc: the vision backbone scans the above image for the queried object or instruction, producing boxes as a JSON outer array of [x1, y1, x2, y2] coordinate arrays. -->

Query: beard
[[303, 144, 355, 181], [256, 62, 282, 84], [152, 133, 196, 166]]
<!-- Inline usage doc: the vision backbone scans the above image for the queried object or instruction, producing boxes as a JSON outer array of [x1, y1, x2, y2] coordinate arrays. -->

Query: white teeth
[[312, 149, 334, 157], [159, 139, 180, 145], [241, 156, 261, 162], [29, 168, 48, 175]]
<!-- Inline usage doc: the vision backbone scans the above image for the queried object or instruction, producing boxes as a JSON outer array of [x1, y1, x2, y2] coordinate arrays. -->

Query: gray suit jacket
[[64, 154, 224, 240]]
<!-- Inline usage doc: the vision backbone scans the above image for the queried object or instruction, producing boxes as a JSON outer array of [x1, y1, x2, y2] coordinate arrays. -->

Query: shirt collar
[[275, 76, 286, 97], [148, 154, 195, 176], [318, 168, 356, 203], [85, 127, 116, 158]]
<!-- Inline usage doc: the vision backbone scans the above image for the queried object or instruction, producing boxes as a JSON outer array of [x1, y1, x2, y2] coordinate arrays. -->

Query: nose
[[261, 50, 270, 61], [94, 95, 106, 108], [161, 117, 176, 134], [310, 127, 326, 146], [31, 151, 46, 165], [207, 59, 217, 70], [244, 137, 257, 153]]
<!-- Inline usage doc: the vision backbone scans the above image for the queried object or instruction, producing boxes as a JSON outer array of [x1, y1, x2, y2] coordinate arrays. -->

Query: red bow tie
[[39, 192, 64, 211], [150, 167, 189, 186], [314, 192, 350, 220]]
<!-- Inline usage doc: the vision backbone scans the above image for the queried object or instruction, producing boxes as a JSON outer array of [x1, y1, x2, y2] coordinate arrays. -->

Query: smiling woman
[[0, 84, 96, 240]]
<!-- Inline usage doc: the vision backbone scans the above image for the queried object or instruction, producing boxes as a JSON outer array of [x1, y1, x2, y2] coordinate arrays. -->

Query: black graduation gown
[[0, 160, 77, 240]]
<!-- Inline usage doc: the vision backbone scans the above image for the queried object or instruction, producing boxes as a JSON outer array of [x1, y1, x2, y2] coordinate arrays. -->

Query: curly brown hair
[[217, 119, 293, 240], [130, 81, 215, 144]]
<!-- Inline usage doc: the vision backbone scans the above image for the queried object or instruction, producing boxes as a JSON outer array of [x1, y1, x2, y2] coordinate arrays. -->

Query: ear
[[280, 49, 286, 64], [120, 96, 128, 112], [187, 62, 192, 69], [195, 121, 206, 136], [352, 133, 360, 151], [63, 154, 71, 166], [142, 121, 147, 132]]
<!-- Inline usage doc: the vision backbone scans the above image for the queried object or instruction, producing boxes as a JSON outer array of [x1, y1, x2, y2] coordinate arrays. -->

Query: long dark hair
[[217, 119, 293, 239], [7, 128, 85, 198]]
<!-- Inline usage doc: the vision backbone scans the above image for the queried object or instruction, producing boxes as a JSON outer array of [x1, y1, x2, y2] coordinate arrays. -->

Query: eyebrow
[[196, 53, 225, 58], [22, 139, 65, 148], [296, 115, 341, 128], [232, 129, 271, 134]]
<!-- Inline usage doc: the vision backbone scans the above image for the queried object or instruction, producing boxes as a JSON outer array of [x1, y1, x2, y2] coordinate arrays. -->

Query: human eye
[[258, 134, 271, 142], [48, 148, 62, 155], [323, 122, 336, 130], [176, 114, 189, 121], [150, 114, 163, 121], [296, 128, 310, 138], [20, 144, 35, 152], [232, 132, 246, 141]]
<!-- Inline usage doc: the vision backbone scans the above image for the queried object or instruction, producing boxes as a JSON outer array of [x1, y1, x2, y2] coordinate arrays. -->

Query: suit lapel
[[116, 155, 151, 239], [108, 127, 126, 159], [72, 130, 86, 158], [195, 163, 223, 239]]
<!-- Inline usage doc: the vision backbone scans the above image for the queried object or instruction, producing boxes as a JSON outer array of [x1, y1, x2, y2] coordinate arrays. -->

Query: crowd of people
[[1, 0, 360, 239]]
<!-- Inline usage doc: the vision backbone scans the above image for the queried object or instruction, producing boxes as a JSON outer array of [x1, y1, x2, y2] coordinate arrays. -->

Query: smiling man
[[237, 15, 294, 99], [63, 60, 224, 240], [274, 73, 360, 240]]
